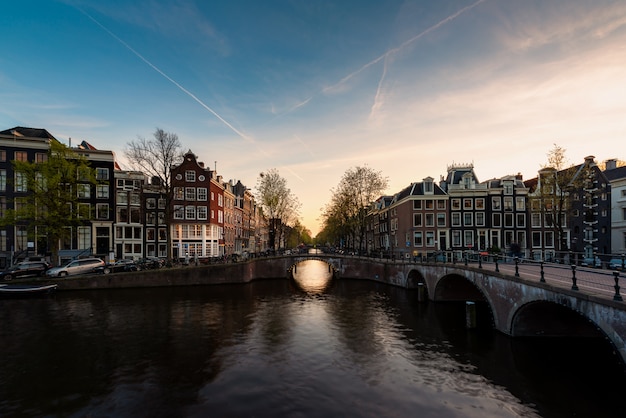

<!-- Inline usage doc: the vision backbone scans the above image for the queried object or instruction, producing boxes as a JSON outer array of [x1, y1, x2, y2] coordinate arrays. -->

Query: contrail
[[78, 8, 255, 144], [324, 0, 486, 93]]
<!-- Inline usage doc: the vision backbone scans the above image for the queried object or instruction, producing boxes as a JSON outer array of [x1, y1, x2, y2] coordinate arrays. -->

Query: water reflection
[[292, 259, 333, 294]]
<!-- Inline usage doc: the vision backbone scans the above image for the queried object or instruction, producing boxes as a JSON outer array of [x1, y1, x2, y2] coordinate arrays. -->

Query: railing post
[[571, 265, 579, 291], [495, 255, 499, 272], [464, 252, 468, 266], [540, 261, 545, 283], [478, 254, 482, 269], [514, 257, 519, 277], [613, 271, 623, 301]]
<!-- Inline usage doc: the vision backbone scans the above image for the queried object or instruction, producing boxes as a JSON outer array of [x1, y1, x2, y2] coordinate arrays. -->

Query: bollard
[[571, 265, 579, 291], [514, 257, 520, 277], [495, 256, 499, 272], [613, 271, 623, 302], [540, 261, 545, 283], [478, 255, 482, 269], [417, 283, 426, 303], [466, 301, 476, 329]]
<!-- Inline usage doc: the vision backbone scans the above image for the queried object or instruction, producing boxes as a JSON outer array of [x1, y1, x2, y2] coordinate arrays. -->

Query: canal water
[[1, 260, 625, 417]]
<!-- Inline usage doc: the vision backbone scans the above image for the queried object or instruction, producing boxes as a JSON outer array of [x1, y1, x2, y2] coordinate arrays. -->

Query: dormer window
[[423, 177, 434, 194]]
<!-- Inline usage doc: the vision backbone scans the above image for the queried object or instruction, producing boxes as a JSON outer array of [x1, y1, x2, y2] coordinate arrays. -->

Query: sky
[[2, 0, 626, 236]]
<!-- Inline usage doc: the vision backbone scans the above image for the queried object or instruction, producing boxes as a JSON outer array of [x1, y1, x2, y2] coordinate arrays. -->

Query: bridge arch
[[288, 257, 338, 280], [511, 300, 603, 338], [432, 273, 496, 329], [406, 269, 427, 291]]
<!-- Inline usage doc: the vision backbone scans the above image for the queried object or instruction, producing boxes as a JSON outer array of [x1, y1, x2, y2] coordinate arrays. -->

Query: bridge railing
[[320, 250, 625, 303]]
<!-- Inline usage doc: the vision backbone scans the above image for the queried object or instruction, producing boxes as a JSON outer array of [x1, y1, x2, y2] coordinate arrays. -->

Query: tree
[[321, 166, 388, 253], [125, 128, 183, 260], [256, 168, 301, 250], [0, 140, 97, 264], [534, 144, 582, 255]]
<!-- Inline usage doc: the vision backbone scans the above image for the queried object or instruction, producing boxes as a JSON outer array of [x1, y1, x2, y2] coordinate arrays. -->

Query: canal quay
[[2, 255, 625, 417]]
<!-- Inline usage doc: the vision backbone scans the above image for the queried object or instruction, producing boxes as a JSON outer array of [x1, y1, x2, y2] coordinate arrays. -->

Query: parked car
[[609, 258, 625, 271], [45, 258, 105, 277], [0, 261, 50, 281], [95, 259, 138, 274], [581, 256, 601, 268]]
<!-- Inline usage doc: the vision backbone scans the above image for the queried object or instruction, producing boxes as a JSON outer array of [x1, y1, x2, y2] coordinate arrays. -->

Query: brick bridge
[[284, 254, 626, 363], [46, 253, 626, 362]]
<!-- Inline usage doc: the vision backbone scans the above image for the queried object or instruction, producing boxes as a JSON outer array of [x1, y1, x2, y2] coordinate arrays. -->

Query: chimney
[[605, 159, 617, 170]]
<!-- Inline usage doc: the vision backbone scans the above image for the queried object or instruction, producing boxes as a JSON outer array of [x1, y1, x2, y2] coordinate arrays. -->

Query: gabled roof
[[0, 126, 56, 140], [604, 166, 626, 182]]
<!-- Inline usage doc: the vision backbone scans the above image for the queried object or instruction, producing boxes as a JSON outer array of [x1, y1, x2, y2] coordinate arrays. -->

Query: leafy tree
[[256, 168, 301, 250], [321, 166, 388, 253], [125, 128, 183, 260], [0, 140, 97, 264]]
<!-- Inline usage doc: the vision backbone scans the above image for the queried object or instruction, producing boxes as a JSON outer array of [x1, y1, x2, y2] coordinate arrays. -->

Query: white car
[[46, 258, 105, 277]]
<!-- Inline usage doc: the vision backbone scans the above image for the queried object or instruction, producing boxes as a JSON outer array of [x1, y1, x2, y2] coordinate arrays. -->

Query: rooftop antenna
[[215, 161, 217, 172]]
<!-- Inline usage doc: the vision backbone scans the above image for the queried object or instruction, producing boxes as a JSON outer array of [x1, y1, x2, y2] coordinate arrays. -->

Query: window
[[413, 200, 422, 210], [185, 187, 196, 201], [14, 151, 27, 162], [77, 184, 91, 199], [425, 200, 434, 210], [96, 204, 109, 220], [475, 198, 485, 210], [476, 212, 485, 226], [492, 197, 501, 210], [464, 230, 474, 247], [414, 231, 423, 247], [117, 191, 128, 204], [437, 200, 446, 210], [185, 206, 196, 219], [452, 230, 462, 247], [544, 231, 554, 248], [451, 199, 461, 210], [185, 170, 196, 182], [0, 169, 5, 192], [96, 185, 109, 199], [516, 197, 525, 211], [35, 153, 47, 163], [504, 213, 514, 227], [15, 172, 27, 192], [197, 188, 207, 201], [96, 168, 109, 180], [424, 180, 433, 193], [516, 213, 525, 227], [146, 228, 155, 241], [0, 150, 5, 161], [463, 199, 473, 210], [492, 213, 501, 227], [78, 226, 91, 250], [504, 197, 513, 211], [77, 167, 91, 181], [452, 212, 461, 226], [623, 208, 626, 221], [463, 212, 473, 226], [117, 207, 128, 223], [158, 198, 166, 209], [437, 213, 446, 227], [426, 231, 435, 247], [174, 205, 184, 219], [413, 213, 423, 227], [146, 198, 156, 209], [77, 203, 91, 219], [503, 181, 513, 195], [197, 206, 208, 220], [130, 208, 141, 223], [130, 193, 141, 206], [425, 213, 434, 227], [174, 187, 184, 200], [532, 213, 541, 227]]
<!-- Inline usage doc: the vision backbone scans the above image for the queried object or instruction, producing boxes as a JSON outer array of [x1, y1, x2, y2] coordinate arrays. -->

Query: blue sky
[[2, 0, 626, 235]]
